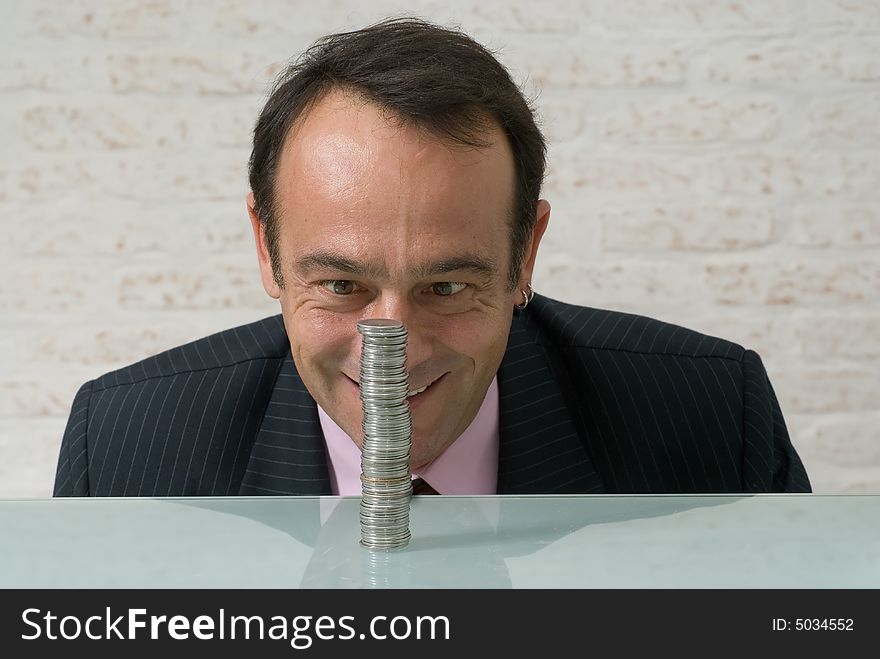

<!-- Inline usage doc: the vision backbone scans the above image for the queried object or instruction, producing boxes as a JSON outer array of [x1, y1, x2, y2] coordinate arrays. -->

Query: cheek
[[442, 313, 511, 365], [283, 304, 358, 366]]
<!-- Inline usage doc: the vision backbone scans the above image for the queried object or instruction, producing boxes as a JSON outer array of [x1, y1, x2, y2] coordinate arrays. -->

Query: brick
[[207, 0, 316, 38], [23, 0, 185, 39], [9, 45, 281, 97], [0, 419, 63, 498], [686, 312, 795, 359], [202, 98, 265, 148], [0, 103, 20, 153], [116, 260, 277, 310], [832, 471, 880, 494], [704, 152, 808, 197], [455, 0, 593, 34], [773, 365, 880, 413], [603, 96, 780, 143], [207, 0, 377, 37], [795, 314, 880, 358], [596, 0, 798, 31], [212, 0, 593, 37], [539, 100, 593, 144], [2, 52, 101, 92], [0, 216, 14, 258], [509, 40, 684, 88], [21, 102, 188, 150], [541, 159, 567, 196], [0, 261, 113, 314], [785, 449, 880, 493], [805, 153, 880, 199], [0, 159, 96, 201], [805, 0, 880, 28], [7, 201, 174, 255], [798, 465, 880, 493], [8, 309, 284, 376], [702, 151, 880, 200], [807, 94, 880, 145], [7, 201, 252, 257], [186, 209, 254, 254], [104, 50, 284, 95], [813, 415, 880, 468], [600, 205, 775, 251], [690, 40, 812, 84], [535, 255, 705, 310], [97, 155, 247, 201], [533, 194, 602, 256], [0, 371, 92, 417], [0, 335, 13, 365], [704, 260, 880, 306], [690, 37, 880, 83], [556, 154, 696, 199], [0, 1, 22, 40], [21, 324, 215, 367], [791, 206, 880, 247], [789, 414, 880, 469]]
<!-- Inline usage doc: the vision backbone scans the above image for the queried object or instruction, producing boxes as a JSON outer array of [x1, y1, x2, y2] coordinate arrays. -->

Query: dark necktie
[[411, 477, 439, 495]]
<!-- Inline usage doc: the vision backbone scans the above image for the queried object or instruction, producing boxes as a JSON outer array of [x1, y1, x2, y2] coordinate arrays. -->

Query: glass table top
[[1, 494, 877, 588]]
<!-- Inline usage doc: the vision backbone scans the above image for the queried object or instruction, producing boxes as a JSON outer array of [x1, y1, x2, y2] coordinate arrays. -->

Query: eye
[[321, 280, 358, 295], [431, 282, 467, 297]]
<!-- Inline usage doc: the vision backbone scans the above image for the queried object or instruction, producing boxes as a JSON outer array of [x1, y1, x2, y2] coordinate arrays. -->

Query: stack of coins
[[357, 319, 413, 550]]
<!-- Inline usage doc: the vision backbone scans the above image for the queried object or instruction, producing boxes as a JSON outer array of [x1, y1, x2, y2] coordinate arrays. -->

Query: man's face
[[249, 90, 547, 469]]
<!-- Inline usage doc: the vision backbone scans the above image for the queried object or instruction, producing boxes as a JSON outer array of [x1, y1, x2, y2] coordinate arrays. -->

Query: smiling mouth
[[408, 373, 447, 397], [408, 382, 432, 398], [349, 374, 442, 398]]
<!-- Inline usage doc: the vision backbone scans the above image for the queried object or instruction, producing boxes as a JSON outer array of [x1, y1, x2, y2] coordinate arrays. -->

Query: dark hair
[[248, 17, 546, 289]]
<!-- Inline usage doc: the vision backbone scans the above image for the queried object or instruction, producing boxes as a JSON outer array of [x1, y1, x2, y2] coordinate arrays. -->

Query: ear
[[247, 192, 282, 299], [518, 199, 550, 288]]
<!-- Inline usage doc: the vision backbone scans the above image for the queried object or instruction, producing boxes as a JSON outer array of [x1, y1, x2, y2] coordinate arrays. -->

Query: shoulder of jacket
[[90, 315, 289, 392], [526, 295, 745, 361]]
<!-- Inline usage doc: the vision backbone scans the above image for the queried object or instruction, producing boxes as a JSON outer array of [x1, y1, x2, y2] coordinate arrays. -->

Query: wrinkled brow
[[294, 251, 498, 280], [294, 252, 385, 279], [411, 256, 498, 280]]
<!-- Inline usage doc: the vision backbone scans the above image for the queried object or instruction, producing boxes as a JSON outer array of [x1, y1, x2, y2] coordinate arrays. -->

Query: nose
[[365, 293, 433, 372]]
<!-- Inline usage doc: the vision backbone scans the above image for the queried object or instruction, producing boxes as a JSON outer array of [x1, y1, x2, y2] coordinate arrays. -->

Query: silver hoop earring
[[514, 282, 534, 311]]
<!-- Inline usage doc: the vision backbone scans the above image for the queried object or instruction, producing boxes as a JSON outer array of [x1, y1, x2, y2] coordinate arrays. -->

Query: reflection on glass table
[[1, 495, 877, 588]]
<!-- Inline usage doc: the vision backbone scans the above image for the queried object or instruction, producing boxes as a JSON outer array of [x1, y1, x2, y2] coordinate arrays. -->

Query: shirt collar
[[319, 376, 499, 495]]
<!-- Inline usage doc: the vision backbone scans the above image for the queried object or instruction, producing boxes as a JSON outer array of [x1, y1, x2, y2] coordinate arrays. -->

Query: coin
[[357, 319, 414, 550]]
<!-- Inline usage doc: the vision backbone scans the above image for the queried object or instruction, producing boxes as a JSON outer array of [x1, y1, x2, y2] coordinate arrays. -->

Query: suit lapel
[[238, 350, 332, 496], [239, 303, 604, 496], [497, 309, 605, 494]]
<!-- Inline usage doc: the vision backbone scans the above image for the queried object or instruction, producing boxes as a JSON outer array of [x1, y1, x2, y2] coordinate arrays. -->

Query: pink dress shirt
[[318, 377, 500, 495]]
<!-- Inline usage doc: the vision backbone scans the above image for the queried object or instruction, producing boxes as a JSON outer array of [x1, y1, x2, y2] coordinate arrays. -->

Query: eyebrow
[[412, 256, 498, 280], [294, 252, 384, 279], [294, 251, 498, 281]]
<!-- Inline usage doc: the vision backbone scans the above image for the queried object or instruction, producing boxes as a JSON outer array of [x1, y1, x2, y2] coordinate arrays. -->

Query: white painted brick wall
[[2, 0, 878, 497]]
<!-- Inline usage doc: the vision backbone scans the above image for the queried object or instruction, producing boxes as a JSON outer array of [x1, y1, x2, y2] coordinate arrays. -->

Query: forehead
[[279, 88, 514, 190], [272, 90, 516, 269]]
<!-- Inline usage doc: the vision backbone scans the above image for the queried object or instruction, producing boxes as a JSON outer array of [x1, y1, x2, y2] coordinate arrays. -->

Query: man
[[54, 18, 810, 497]]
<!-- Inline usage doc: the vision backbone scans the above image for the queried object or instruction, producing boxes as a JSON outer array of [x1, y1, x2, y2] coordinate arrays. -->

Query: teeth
[[355, 378, 433, 397], [408, 383, 429, 397]]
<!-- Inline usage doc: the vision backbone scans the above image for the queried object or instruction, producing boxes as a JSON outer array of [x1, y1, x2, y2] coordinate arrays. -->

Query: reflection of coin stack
[[357, 319, 413, 550]]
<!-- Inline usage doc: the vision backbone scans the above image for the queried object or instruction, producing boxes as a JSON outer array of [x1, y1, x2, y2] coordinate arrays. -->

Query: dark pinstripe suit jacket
[[54, 294, 811, 497]]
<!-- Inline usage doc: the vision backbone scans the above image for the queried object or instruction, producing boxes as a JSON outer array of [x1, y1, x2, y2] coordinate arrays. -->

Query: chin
[[409, 431, 455, 468]]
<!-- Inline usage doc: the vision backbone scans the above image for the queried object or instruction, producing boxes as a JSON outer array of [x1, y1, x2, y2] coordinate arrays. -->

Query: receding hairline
[[276, 84, 504, 167], [270, 83, 519, 230]]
